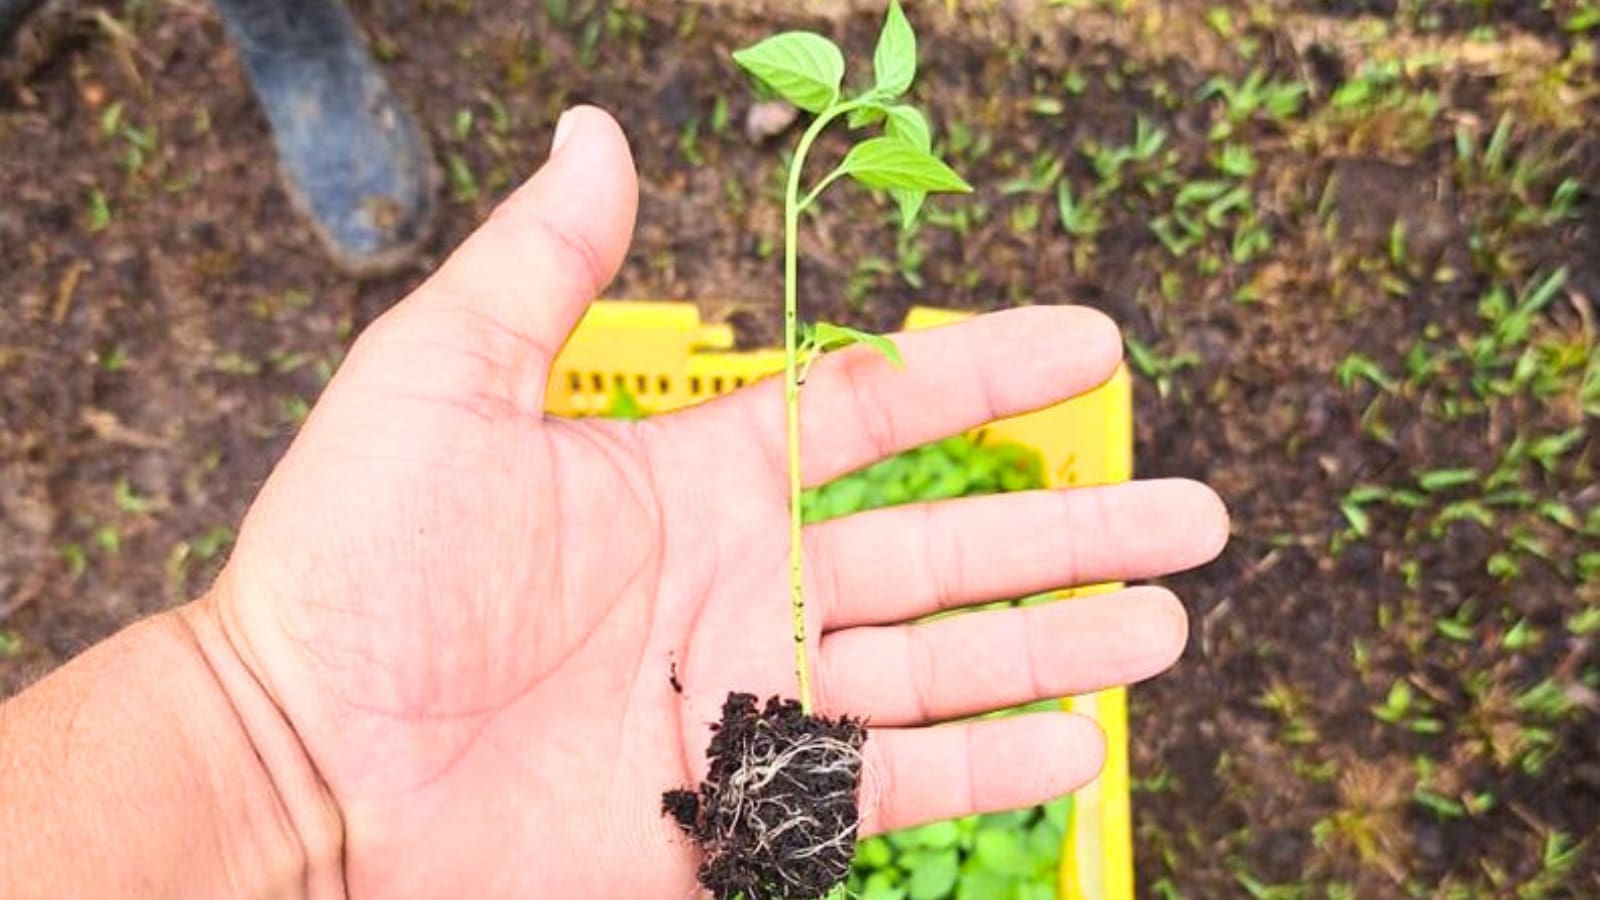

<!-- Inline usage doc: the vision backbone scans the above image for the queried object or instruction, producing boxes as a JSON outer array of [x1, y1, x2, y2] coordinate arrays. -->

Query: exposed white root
[[703, 728, 866, 895]]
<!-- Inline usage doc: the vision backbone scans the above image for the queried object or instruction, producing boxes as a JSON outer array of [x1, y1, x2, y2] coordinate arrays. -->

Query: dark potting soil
[[664, 692, 867, 900]]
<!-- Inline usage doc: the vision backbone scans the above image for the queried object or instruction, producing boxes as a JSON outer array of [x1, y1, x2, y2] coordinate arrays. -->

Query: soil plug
[[664, 694, 867, 900]]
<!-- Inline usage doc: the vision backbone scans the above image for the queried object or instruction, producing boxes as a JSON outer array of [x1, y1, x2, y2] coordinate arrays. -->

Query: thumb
[[376, 106, 638, 408]]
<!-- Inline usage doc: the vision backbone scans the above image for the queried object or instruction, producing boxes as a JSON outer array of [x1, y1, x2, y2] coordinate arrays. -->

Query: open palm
[[197, 108, 1227, 898]]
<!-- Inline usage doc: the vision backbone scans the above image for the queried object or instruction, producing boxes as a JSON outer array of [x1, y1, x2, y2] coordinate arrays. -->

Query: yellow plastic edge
[[547, 302, 1134, 900]]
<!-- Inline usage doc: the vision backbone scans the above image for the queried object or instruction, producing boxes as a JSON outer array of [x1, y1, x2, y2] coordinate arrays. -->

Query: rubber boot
[[212, 0, 436, 274], [0, 0, 45, 49]]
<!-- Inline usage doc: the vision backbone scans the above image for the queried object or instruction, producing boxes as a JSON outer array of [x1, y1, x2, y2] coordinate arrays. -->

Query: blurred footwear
[[213, 0, 437, 275]]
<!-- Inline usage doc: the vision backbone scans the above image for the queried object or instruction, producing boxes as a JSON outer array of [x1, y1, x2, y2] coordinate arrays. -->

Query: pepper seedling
[[733, 0, 972, 715], [662, 6, 974, 899]]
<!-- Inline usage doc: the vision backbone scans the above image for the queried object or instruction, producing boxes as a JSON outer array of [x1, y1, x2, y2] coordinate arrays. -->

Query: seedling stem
[[783, 99, 867, 712], [736, 0, 971, 715]]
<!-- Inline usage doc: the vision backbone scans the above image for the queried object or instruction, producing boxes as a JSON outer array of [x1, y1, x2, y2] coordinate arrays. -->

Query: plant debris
[[665, 692, 868, 900], [744, 100, 798, 143]]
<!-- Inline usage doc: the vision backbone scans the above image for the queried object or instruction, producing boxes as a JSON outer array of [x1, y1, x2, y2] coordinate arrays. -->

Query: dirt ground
[[1, 1, 1595, 897]]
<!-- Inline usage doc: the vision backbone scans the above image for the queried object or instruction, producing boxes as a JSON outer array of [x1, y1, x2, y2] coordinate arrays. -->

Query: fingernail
[[551, 108, 578, 155]]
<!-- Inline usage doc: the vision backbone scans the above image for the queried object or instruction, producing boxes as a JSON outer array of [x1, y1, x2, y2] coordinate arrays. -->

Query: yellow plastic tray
[[546, 300, 1134, 900]]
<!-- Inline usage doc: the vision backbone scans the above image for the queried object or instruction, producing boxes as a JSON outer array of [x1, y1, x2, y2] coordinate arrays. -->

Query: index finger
[[671, 305, 1122, 488]]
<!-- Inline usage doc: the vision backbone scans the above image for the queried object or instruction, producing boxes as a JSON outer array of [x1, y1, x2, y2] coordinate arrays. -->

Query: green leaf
[[605, 383, 644, 420], [1044, 796, 1072, 834], [732, 32, 845, 113], [873, 0, 917, 98], [1339, 499, 1371, 537], [884, 105, 931, 149], [892, 189, 927, 230], [848, 103, 888, 128], [911, 819, 960, 849], [861, 876, 907, 900], [954, 866, 1010, 900], [1028, 817, 1062, 864], [973, 827, 1031, 877], [1417, 468, 1478, 492], [113, 478, 153, 514], [809, 321, 904, 368], [855, 835, 895, 869], [881, 107, 933, 228], [906, 848, 958, 900], [839, 137, 972, 193]]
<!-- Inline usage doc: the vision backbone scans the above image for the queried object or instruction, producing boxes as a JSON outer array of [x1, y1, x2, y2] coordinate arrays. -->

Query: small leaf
[[914, 819, 961, 849], [954, 867, 1010, 900], [839, 137, 972, 193], [1029, 815, 1063, 862], [1418, 468, 1478, 492], [809, 321, 904, 368], [605, 383, 644, 420], [974, 827, 1031, 877], [892, 188, 926, 230], [849, 103, 889, 128], [1340, 499, 1371, 537], [861, 876, 907, 900], [1044, 796, 1072, 834], [905, 848, 958, 900], [732, 32, 845, 113], [873, 0, 917, 98], [882, 108, 932, 229], [855, 835, 895, 869], [884, 105, 931, 149]]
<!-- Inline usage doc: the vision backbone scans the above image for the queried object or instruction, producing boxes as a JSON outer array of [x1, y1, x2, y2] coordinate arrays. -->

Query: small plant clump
[[664, 694, 868, 900], [663, 3, 972, 899]]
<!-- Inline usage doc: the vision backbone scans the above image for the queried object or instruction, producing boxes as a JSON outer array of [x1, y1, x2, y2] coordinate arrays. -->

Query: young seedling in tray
[[662, 3, 972, 899]]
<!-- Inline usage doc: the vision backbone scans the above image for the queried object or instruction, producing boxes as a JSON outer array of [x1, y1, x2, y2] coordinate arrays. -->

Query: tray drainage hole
[[567, 372, 582, 392], [658, 375, 671, 394], [711, 376, 725, 393], [635, 374, 649, 394], [690, 376, 702, 394], [589, 372, 605, 392]]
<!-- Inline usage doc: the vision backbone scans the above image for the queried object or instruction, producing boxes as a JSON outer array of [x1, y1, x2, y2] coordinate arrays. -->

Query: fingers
[[673, 306, 1122, 487], [369, 106, 638, 410], [858, 713, 1105, 835], [818, 586, 1186, 727], [814, 479, 1228, 628]]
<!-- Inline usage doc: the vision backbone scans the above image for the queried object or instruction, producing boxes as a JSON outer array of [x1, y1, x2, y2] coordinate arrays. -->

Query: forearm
[[0, 604, 345, 898]]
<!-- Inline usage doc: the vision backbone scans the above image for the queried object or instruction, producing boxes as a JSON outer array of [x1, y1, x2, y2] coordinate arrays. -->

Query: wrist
[[176, 595, 349, 899], [0, 603, 346, 898]]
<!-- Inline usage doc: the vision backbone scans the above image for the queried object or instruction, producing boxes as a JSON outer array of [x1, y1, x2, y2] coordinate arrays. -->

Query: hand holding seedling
[[0, 110, 1226, 899]]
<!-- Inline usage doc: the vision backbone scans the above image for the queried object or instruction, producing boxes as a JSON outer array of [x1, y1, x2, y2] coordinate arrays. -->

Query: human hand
[[194, 106, 1228, 897]]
